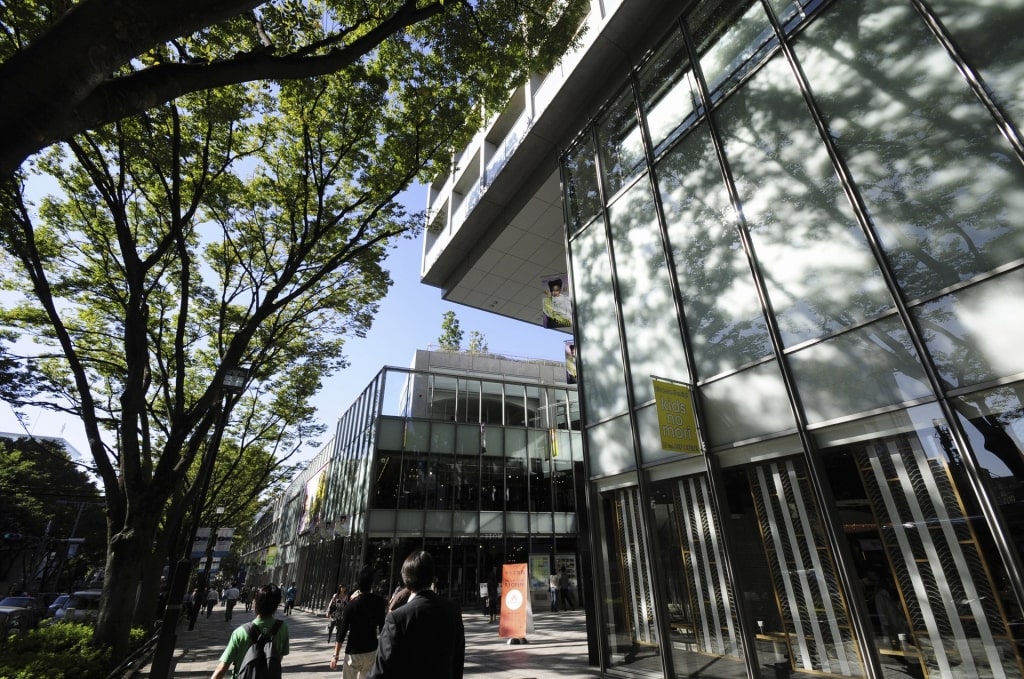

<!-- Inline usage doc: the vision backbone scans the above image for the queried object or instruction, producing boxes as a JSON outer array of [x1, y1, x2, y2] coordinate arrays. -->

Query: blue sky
[[0, 184, 568, 464]]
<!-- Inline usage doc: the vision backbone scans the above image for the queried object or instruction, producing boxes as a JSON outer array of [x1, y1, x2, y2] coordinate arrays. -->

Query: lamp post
[[201, 506, 226, 591], [151, 366, 248, 679]]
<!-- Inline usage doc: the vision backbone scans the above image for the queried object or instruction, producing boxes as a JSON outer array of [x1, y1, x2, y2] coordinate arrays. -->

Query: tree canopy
[[0, 0, 588, 658]]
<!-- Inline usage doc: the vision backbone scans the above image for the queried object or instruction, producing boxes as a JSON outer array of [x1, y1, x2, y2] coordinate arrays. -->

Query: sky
[[0, 184, 569, 465]]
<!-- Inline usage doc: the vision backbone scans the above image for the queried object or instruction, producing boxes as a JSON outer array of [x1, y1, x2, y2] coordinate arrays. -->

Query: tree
[[438, 311, 464, 351], [468, 330, 489, 354], [0, 0, 588, 659], [0, 1, 588, 177], [0, 436, 106, 593]]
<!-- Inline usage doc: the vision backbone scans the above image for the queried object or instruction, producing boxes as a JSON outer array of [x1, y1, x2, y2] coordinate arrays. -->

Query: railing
[[106, 626, 161, 679]]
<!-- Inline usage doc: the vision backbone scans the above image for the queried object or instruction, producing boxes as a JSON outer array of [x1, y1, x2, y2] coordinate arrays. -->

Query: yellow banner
[[265, 545, 278, 567], [652, 378, 700, 454]]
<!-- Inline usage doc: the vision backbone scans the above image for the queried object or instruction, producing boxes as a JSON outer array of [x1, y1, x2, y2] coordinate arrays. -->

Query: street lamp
[[200, 506, 226, 590], [151, 365, 248, 679]]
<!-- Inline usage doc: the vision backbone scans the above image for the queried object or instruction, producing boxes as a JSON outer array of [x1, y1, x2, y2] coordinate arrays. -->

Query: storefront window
[[599, 484, 664, 672], [816, 404, 1024, 677], [650, 474, 746, 677], [724, 458, 865, 678]]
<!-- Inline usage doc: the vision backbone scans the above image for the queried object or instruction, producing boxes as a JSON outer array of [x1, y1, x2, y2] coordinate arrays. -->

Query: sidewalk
[[137, 603, 600, 678]]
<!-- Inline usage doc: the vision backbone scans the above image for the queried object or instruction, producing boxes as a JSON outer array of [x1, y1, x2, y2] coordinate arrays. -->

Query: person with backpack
[[209, 583, 289, 679]]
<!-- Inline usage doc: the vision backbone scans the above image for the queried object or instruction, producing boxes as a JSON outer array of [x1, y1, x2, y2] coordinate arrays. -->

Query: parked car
[[46, 594, 70, 617], [53, 590, 102, 623], [0, 596, 46, 618], [0, 606, 40, 639]]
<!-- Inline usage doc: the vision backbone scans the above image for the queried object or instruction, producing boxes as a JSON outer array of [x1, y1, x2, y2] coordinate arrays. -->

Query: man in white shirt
[[223, 583, 240, 622]]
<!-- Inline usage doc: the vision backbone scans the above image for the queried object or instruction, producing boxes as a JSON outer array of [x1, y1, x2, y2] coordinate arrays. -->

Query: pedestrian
[[330, 566, 386, 678], [558, 567, 574, 611], [368, 551, 464, 679], [224, 581, 240, 622], [187, 587, 201, 631], [386, 587, 410, 612], [240, 585, 252, 612], [209, 584, 289, 679], [205, 586, 219, 618], [326, 584, 350, 642], [486, 568, 498, 624], [548, 570, 560, 612], [284, 582, 298, 616]]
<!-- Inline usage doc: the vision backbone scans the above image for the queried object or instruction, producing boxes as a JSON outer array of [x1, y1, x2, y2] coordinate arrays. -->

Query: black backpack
[[238, 619, 283, 679]]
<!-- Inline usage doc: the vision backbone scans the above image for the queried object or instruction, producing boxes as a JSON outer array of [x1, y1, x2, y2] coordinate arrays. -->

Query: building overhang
[[419, 0, 679, 329]]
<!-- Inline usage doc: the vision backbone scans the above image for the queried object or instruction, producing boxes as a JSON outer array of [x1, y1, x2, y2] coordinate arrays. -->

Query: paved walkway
[[137, 603, 600, 678]]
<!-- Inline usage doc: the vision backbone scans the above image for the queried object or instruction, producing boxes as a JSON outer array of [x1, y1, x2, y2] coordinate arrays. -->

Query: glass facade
[[240, 354, 585, 617], [562, 1, 1024, 678]]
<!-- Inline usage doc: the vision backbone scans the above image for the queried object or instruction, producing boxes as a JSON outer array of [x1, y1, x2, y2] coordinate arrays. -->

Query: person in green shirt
[[210, 584, 290, 679]]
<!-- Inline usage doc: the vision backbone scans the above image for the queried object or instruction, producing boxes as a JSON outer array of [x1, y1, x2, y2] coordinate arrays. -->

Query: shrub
[[0, 623, 148, 679]]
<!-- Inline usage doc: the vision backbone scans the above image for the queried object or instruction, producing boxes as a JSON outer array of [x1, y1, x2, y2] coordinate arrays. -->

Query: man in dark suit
[[368, 550, 465, 679]]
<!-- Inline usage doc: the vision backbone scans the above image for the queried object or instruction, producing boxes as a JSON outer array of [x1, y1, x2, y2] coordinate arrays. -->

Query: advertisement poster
[[564, 340, 577, 384], [541, 274, 573, 329], [499, 562, 533, 639], [298, 464, 328, 534], [652, 377, 700, 454]]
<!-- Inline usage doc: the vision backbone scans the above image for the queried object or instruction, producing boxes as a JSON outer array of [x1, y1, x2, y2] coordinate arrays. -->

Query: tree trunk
[[133, 549, 162, 628], [94, 517, 157, 658]]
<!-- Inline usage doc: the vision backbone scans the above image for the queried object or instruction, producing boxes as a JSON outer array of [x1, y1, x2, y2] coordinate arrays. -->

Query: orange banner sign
[[499, 563, 529, 639]]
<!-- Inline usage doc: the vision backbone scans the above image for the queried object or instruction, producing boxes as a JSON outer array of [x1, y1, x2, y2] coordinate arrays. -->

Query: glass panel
[[599, 485, 663, 671], [431, 421, 455, 453], [506, 429, 527, 512], [456, 423, 484, 455], [377, 417, 405, 451], [481, 379, 504, 424], [452, 454, 478, 511], [929, 0, 1024, 132], [564, 133, 602, 235], [723, 460, 865, 678], [586, 415, 636, 477], [658, 117, 773, 379], [816, 404, 1024, 677], [484, 424, 504, 456], [608, 179, 691, 403], [425, 457, 451, 510], [403, 420, 429, 452], [458, 378, 481, 422], [649, 474, 747, 676], [505, 384, 527, 426], [572, 220, 629, 421], [529, 431, 552, 512], [525, 385, 543, 428], [954, 383, 1024, 589], [788, 317, 932, 424], [691, 0, 776, 105], [796, 0, 1024, 300], [552, 458, 576, 513], [480, 457, 503, 511], [373, 454, 401, 509], [597, 85, 646, 197], [700, 361, 795, 446], [717, 54, 892, 347], [638, 28, 701, 155], [913, 270, 1024, 389], [429, 374, 458, 420]]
